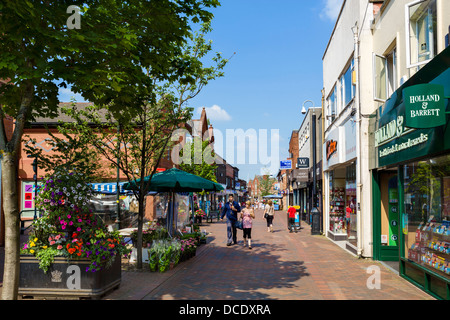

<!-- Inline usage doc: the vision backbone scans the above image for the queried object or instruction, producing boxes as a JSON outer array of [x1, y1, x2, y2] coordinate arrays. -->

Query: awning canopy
[[91, 182, 127, 194]]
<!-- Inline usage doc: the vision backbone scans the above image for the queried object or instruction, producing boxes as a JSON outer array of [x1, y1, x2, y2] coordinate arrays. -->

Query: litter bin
[[311, 207, 320, 235]]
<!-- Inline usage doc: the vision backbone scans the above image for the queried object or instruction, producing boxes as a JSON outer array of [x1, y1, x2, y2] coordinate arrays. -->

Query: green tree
[[179, 137, 218, 182], [0, 0, 220, 299], [58, 21, 228, 269], [259, 170, 276, 198]]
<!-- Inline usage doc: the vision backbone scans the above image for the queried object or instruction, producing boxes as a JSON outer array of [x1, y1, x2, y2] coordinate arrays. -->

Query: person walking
[[263, 200, 275, 232], [241, 200, 255, 249], [287, 206, 297, 233], [220, 194, 241, 246]]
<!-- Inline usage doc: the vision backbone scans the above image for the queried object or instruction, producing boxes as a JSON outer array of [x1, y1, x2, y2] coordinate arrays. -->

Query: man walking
[[287, 206, 297, 233], [220, 194, 241, 246]]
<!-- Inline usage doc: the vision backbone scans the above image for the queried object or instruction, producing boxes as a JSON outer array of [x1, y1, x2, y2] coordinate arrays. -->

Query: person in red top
[[287, 206, 297, 233]]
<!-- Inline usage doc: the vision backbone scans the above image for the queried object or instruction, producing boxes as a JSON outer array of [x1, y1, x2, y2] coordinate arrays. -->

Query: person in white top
[[263, 200, 275, 232]]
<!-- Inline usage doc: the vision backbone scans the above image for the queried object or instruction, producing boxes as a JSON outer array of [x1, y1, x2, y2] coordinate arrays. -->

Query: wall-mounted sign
[[326, 140, 337, 161], [404, 84, 446, 129], [280, 160, 292, 170], [293, 169, 309, 182], [297, 157, 309, 168]]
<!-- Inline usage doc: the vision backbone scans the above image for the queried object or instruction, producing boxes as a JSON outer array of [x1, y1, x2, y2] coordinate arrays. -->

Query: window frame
[[373, 52, 388, 102], [405, 0, 437, 69]]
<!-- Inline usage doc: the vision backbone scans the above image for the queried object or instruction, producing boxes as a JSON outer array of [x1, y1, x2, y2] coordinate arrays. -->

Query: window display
[[330, 180, 346, 234], [403, 155, 450, 279]]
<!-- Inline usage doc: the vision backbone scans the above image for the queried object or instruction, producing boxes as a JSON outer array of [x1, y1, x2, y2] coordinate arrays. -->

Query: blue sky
[[59, 0, 344, 182]]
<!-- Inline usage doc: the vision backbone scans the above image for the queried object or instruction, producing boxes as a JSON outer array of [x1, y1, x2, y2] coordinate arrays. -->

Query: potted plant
[[194, 209, 206, 224], [147, 239, 182, 272], [19, 169, 131, 299], [130, 223, 169, 263]]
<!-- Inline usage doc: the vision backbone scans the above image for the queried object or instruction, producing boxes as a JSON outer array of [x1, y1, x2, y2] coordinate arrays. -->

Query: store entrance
[[378, 171, 400, 261]]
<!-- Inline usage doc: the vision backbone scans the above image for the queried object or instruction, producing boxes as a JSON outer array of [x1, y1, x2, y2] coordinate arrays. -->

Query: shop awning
[[91, 182, 127, 194]]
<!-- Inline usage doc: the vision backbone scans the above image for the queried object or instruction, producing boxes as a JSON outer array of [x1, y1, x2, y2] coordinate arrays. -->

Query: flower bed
[[20, 169, 131, 275]]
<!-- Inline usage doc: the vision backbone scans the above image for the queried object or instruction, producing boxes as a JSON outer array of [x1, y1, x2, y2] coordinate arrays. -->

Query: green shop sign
[[372, 62, 450, 168], [403, 84, 446, 129]]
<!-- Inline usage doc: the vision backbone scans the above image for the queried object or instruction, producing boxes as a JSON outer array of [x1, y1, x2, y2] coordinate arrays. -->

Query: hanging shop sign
[[403, 84, 446, 129], [280, 160, 292, 170], [297, 157, 309, 168]]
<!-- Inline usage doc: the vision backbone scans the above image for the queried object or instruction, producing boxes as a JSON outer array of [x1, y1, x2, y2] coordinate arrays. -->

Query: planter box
[[18, 255, 121, 300]]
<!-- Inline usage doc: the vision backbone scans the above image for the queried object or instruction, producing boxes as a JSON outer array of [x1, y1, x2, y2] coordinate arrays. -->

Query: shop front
[[323, 117, 359, 253], [370, 46, 450, 299]]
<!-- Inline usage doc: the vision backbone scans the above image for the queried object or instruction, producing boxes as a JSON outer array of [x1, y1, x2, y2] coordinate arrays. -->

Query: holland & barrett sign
[[404, 84, 445, 129]]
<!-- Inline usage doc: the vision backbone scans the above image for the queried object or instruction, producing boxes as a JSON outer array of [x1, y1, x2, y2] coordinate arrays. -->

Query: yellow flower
[[34, 238, 38, 242], [42, 246, 47, 249], [29, 242, 35, 247], [30, 250, 35, 254]]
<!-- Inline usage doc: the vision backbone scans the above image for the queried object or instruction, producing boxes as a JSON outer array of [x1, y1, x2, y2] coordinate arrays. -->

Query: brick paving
[[103, 209, 434, 300]]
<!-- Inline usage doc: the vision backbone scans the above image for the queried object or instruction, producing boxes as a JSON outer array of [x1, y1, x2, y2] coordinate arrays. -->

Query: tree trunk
[[1, 152, 20, 300], [136, 195, 145, 269]]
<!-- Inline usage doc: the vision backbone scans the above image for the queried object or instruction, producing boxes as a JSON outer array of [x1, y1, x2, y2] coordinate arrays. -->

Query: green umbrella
[[122, 168, 224, 236], [122, 168, 224, 192]]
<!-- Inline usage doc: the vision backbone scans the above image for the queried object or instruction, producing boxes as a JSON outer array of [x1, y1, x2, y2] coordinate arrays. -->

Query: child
[[241, 200, 255, 249]]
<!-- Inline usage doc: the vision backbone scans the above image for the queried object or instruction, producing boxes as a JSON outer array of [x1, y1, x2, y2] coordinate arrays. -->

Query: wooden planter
[[18, 255, 121, 300]]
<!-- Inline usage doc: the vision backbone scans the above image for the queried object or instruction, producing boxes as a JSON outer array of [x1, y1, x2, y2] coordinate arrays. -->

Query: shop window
[[406, 0, 437, 69], [403, 155, 450, 281]]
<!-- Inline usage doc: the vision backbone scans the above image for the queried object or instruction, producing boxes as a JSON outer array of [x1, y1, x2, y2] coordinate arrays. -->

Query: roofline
[[322, 0, 347, 60]]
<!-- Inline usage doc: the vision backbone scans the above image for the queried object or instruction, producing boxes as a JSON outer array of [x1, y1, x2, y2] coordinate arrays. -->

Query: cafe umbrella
[[122, 168, 224, 234]]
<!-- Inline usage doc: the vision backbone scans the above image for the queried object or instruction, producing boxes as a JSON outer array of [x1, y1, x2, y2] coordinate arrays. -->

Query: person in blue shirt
[[220, 194, 241, 246]]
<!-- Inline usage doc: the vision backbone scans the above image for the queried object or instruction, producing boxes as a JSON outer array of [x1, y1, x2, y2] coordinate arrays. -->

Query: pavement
[[102, 209, 434, 301], [0, 209, 434, 301]]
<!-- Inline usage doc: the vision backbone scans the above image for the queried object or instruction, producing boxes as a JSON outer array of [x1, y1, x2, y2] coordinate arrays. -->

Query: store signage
[[293, 169, 308, 182], [403, 84, 446, 129], [280, 160, 292, 170], [374, 116, 406, 147], [326, 140, 337, 161], [297, 157, 309, 168]]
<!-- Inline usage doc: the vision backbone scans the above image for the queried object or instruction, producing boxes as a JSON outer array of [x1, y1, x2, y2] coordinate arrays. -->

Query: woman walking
[[241, 200, 255, 249], [264, 200, 275, 232]]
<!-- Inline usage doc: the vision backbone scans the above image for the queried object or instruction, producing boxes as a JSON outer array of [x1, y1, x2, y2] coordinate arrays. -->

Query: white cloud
[[320, 0, 343, 22], [197, 105, 232, 122], [58, 87, 86, 102]]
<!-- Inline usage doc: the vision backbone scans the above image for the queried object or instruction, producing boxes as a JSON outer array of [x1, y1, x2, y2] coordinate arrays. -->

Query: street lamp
[[301, 100, 320, 235]]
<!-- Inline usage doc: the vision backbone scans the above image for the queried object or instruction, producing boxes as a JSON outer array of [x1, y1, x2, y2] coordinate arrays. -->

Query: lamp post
[[302, 100, 320, 235]]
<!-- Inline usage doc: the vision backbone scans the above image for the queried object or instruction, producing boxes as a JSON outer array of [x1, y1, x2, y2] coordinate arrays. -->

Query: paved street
[[104, 209, 434, 300]]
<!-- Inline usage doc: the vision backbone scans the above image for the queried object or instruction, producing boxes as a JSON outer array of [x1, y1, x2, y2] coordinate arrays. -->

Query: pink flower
[[50, 241, 56, 245], [57, 245, 63, 250]]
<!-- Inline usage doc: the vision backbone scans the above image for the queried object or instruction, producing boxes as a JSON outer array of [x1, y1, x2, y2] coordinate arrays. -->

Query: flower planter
[[18, 254, 121, 300]]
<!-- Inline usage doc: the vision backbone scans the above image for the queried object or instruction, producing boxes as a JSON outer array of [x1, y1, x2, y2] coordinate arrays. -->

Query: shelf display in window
[[407, 218, 450, 276]]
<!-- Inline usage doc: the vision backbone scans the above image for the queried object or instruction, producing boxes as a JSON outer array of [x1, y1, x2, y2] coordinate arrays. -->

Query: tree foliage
[[0, 0, 222, 299]]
